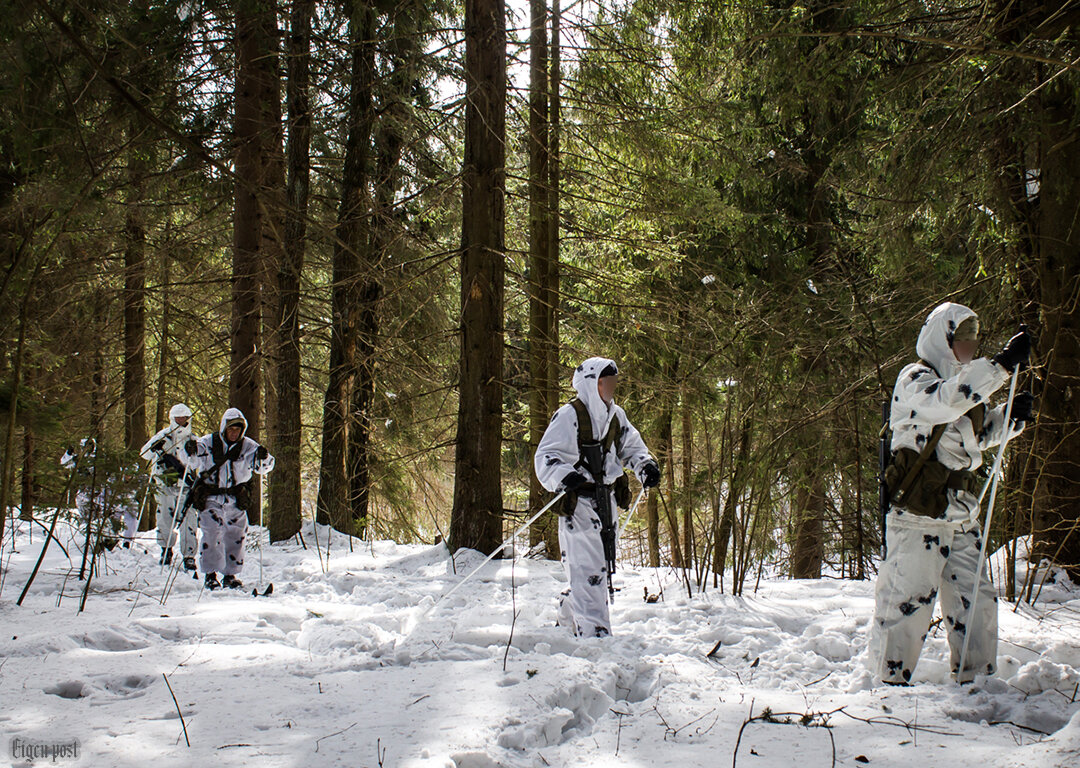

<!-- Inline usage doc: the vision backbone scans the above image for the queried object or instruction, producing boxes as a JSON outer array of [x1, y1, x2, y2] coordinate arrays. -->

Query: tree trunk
[[259, 6, 288, 520], [149, 238, 174, 531], [681, 392, 693, 569], [716, 418, 750, 582], [1031, 80, 1080, 581], [547, 0, 561, 419], [852, 396, 865, 579], [646, 489, 660, 567], [269, 0, 314, 543], [791, 468, 825, 578], [527, 0, 556, 555], [317, 0, 375, 535], [347, 2, 418, 535], [233, 0, 284, 523], [655, 405, 683, 568], [1, 284, 31, 522], [154, 233, 171, 435], [20, 428, 34, 521], [449, 0, 506, 555], [123, 119, 147, 456]]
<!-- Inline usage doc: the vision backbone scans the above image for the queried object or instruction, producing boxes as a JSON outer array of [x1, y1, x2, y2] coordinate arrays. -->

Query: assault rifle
[[579, 436, 618, 602]]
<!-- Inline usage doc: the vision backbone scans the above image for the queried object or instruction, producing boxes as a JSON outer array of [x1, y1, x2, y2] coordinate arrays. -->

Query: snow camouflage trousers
[[558, 492, 615, 638], [870, 507, 997, 684], [198, 498, 247, 576], [75, 490, 131, 542], [118, 507, 139, 544], [155, 486, 197, 557]]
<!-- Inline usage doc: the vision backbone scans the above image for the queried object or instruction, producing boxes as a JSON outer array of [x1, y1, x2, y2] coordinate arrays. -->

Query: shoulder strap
[[570, 398, 593, 443], [892, 423, 948, 505], [603, 413, 621, 455], [571, 398, 620, 447], [571, 398, 622, 465], [211, 432, 226, 465]]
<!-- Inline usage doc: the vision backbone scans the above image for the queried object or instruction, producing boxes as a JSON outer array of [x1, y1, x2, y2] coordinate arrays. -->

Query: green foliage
[[1, 0, 1071, 578]]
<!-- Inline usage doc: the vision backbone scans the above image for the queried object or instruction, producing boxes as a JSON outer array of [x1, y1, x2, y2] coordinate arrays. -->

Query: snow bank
[[1, 518, 1078, 767]]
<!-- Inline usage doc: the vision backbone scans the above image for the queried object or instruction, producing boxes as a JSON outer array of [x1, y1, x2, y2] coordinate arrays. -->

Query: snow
[[2, 518, 1079, 768]]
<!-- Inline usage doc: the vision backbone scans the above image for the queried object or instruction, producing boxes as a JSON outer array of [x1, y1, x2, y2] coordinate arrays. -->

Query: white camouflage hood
[[218, 407, 248, 443], [916, 302, 978, 378], [168, 403, 192, 439], [572, 357, 618, 437]]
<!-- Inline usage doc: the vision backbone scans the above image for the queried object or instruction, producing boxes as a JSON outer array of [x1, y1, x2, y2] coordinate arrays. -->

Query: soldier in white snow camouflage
[[534, 357, 660, 638], [140, 403, 199, 568], [187, 408, 274, 590], [870, 302, 1033, 684]]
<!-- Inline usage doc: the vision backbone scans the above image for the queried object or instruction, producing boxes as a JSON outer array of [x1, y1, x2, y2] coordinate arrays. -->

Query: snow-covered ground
[[2, 517, 1079, 768]]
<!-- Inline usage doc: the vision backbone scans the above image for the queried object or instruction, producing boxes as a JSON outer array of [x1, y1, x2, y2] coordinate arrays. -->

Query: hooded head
[[219, 407, 248, 444], [169, 403, 192, 430], [573, 357, 619, 418], [917, 302, 979, 375]]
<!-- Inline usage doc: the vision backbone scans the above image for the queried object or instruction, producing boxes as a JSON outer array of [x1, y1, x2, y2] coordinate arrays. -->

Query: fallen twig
[[834, 706, 961, 736], [988, 720, 1053, 735], [162, 673, 190, 747], [611, 708, 630, 756], [733, 704, 836, 768], [314, 722, 357, 753]]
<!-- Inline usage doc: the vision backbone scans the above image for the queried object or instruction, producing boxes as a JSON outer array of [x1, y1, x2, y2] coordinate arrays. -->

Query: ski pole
[[957, 365, 1019, 682], [160, 507, 193, 605], [615, 487, 647, 552], [426, 490, 567, 615], [159, 468, 197, 605]]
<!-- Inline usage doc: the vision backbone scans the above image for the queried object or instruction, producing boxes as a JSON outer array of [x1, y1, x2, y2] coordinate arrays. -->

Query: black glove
[[641, 461, 661, 489], [256, 445, 268, 461], [162, 453, 186, 477], [184, 439, 198, 456], [993, 328, 1032, 373], [150, 438, 166, 453], [561, 470, 588, 493], [1010, 392, 1036, 423]]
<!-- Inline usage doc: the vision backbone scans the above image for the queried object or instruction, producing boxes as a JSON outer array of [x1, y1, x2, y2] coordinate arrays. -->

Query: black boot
[[182, 556, 196, 572], [204, 572, 220, 590], [222, 574, 243, 590], [160, 549, 173, 566]]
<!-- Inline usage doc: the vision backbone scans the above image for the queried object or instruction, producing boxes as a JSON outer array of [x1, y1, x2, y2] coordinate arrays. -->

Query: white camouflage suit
[[869, 303, 1023, 684], [60, 440, 135, 542], [139, 404, 198, 559], [60, 441, 102, 521], [188, 408, 275, 577], [534, 357, 655, 638]]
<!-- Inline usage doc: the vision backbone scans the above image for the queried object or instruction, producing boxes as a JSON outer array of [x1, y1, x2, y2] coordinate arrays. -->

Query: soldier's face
[[225, 424, 243, 442], [952, 339, 977, 364], [598, 375, 619, 404], [174, 416, 189, 427]]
